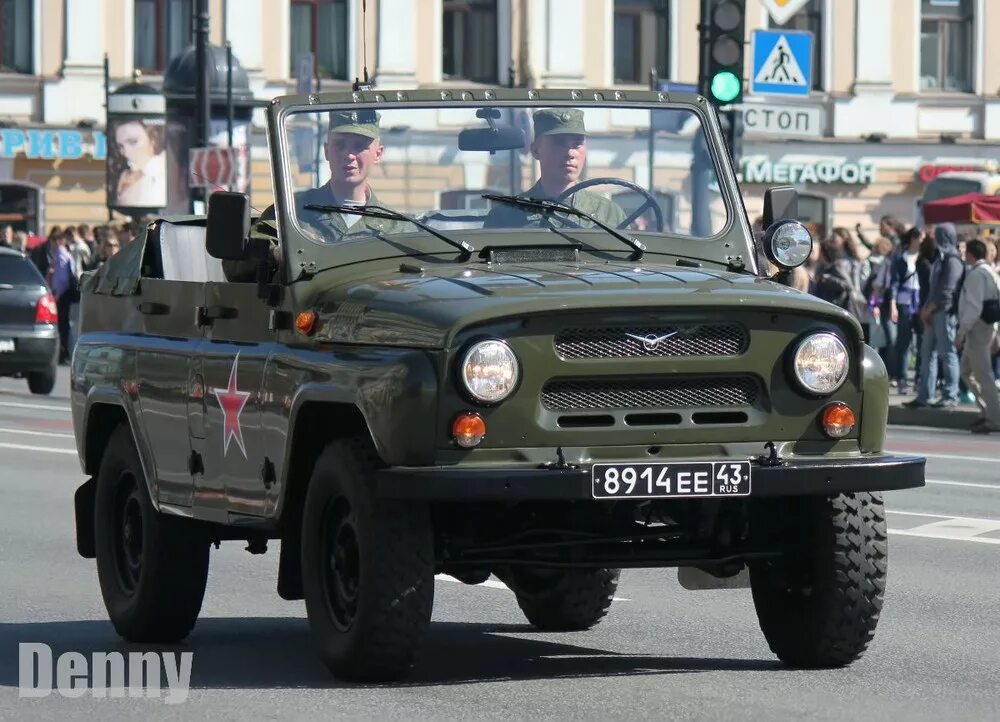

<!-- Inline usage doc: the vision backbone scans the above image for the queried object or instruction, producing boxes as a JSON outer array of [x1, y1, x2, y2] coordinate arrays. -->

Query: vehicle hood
[[310, 260, 857, 349]]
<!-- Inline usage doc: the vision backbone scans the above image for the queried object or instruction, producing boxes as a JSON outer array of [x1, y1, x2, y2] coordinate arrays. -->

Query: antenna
[[352, 0, 374, 92]]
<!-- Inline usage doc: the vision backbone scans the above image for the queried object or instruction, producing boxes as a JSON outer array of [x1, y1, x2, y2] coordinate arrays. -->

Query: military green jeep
[[71, 89, 924, 682]]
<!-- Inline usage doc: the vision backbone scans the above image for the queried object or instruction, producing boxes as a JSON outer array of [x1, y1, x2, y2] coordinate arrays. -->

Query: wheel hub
[[323, 500, 360, 631]]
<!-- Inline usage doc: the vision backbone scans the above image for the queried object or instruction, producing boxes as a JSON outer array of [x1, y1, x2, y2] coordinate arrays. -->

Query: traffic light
[[699, 0, 746, 106]]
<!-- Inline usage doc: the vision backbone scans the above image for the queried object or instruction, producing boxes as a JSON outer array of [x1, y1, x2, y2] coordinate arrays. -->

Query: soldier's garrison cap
[[327, 109, 381, 139], [533, 108, 587, 137]]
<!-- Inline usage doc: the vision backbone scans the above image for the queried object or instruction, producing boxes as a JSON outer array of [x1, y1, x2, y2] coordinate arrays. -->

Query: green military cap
[[533, 108, 586, 137], [327, 109, 381, 139]]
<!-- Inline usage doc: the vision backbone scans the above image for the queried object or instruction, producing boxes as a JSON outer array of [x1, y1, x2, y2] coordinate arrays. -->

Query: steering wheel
[[553, 177, 664, 232]]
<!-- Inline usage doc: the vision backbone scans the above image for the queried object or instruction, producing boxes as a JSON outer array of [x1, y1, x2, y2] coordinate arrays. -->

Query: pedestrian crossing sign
[[750, 29, 813, 97]]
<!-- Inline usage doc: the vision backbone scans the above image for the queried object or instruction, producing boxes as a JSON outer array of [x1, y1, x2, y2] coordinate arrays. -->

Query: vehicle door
[[193, 279, 276, 520], [133, 223, 205, 508]]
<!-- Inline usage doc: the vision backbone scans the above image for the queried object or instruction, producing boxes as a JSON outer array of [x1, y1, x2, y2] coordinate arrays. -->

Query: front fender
[[859, 345, 889, 453]]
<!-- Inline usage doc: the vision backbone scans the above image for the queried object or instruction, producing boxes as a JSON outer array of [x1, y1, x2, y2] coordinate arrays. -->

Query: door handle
[[137, 301, 169, 315], [195, 305, 239, 327]]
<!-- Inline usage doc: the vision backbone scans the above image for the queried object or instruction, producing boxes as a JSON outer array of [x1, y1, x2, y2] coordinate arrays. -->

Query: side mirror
[[458, 126, 526, 152], [206, 191, 250, 260], [762, 185, 798, 229]]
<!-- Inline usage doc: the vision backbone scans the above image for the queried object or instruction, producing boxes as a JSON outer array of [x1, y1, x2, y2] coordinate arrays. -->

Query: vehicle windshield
[[280, 102, 730, 250]]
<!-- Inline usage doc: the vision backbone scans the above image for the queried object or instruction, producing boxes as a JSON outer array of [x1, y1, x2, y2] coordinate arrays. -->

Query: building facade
[[0, 0, 998, 233]]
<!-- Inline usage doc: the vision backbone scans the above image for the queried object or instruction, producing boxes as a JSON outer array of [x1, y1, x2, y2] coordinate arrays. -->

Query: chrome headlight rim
[[763, 219, 813, 269], [791, 331, 850, 396], [458, 338, 521, 405]]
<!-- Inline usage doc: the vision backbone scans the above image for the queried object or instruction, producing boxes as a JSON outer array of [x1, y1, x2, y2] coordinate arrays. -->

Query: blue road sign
[[750, 29, 813, 97]]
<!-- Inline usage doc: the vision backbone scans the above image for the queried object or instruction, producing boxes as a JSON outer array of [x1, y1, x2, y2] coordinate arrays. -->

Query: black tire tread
[[27, 369, 55, 395], [513, 568, 620, 631], [751, 492, 887, 667], [302, 435, 434, 682]]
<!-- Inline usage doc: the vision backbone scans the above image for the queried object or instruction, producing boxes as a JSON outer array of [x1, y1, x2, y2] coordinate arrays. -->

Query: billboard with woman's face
[[106, 117, 167, 209]]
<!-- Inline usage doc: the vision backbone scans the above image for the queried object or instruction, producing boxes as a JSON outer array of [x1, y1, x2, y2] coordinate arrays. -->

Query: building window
[[290, 0, 349, 81], [0, 0, 32, 74], [613, 0, 669, 84], [443, 0, 498, 83], [134, 0, 192, 73], [767, 0, 822, 91], [920, 0, 973, 92]]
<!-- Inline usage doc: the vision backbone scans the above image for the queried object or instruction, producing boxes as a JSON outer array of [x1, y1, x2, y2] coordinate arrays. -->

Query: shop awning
[[922, 192, 1000, 224]]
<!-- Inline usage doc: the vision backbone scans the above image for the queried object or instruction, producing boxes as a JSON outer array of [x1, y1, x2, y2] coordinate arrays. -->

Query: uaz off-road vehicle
[[72, 89, 924, 682]]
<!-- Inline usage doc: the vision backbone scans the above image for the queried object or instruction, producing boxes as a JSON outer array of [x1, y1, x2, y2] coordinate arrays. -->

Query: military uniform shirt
[[483, 181, 626, 230], [294, 183, 412, 240]]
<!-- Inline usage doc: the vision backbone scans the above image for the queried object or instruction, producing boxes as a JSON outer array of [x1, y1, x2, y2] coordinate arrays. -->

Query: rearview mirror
[[458, 126, 526, 153], [762, 186, 798, 228], [206, 191, 250, 260]]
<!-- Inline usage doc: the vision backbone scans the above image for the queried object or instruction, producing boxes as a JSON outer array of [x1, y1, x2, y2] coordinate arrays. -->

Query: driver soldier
[[295, 110, 410, 239], [485, 108, 625, 229]]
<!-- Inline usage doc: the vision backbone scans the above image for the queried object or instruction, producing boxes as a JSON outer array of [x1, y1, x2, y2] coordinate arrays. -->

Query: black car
[[0, 247, 58, 394]]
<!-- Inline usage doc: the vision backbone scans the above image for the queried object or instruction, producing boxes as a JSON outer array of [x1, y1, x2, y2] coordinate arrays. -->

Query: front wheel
[[94, 426, 210, 642], [750, 492, 888, 667], [300, 435, 434, 682]]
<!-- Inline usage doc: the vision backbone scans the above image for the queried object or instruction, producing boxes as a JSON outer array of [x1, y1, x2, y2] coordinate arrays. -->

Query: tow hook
[[538, 446, 579, 470], [755, 441, 785, 467]]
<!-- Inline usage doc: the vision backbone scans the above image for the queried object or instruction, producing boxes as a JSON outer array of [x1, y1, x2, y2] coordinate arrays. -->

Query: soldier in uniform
[[484, 108, 625, 229], [295, 109, 411, 240]]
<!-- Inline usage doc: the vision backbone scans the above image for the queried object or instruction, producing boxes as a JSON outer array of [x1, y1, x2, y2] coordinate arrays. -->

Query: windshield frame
[[266, 88, 755, 284]]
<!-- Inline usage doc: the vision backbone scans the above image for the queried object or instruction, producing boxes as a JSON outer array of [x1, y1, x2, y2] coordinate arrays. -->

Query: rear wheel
[[94, 426, 210, 642], [750, 492, 887, 667], [506, 567, 619, 631], [301, 435, 434, 682], [27, 368, 56, 395]]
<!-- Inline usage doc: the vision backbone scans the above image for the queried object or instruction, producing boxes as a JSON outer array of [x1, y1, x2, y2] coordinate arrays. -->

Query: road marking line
[[0, 427, 74, 439], [0, 441, 76, 455], [889, 509, 999, 522], [926, 479, 1000, 490], [0, 400, 70, 413], [436, 574, 631, 601], [889, 529, 1000, 545], [889, 450, 999, 464]]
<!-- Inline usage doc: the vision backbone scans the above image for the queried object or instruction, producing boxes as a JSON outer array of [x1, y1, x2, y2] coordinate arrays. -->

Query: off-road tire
[[301, 435, 434, 682], [508, 568, 620, 631], [94, 425, 210, 642], [27, 368, 56, 395], [750, 492, 887, 667]]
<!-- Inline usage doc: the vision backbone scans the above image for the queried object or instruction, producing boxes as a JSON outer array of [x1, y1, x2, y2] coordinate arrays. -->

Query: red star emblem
[[212, 353, 251, 458]]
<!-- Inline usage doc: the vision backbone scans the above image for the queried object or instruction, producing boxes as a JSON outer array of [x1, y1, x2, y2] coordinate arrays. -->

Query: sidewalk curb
[[887, 405, 981, 431]]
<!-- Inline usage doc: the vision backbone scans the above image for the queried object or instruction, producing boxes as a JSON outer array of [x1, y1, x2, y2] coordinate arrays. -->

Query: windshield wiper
[[482, 193, 646, 261], [304, 203, 474, 260]]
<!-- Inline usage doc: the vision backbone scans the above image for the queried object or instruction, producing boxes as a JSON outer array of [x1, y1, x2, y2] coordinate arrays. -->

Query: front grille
[[555, 323, 746, 359], [541, 376, 759, 411]]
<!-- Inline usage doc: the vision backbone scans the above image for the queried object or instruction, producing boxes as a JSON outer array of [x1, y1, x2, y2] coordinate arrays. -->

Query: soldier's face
[[533, 134, 587, 184], [325, 133, 383, 186]]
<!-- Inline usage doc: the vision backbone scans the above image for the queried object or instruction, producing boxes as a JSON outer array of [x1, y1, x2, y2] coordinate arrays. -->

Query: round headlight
[[793, 333, 849, 395], [764, 220, 813, 269], [460, 340, 520, 404]]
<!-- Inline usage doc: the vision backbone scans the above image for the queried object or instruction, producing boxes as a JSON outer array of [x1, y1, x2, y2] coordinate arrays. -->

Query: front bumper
[[376, 453, 925, 500]]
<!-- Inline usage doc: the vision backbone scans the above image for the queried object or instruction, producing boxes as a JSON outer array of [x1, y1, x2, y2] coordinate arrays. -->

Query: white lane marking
[[926, 479, 1000, 490], [887, 425, 969, 435], [888, 509, 1000, 545], [889, 450, 1000, 464], [0, 400, 70, 413], [0, 441, 76, 455], [0, 427, 74, 439], [890, 529, 1000, 545], [889, 509, 998, 522], [436, 574, 631, 602]]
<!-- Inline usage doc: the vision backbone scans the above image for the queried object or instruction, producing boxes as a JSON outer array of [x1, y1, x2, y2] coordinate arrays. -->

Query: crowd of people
[[0, 221, 141, 364], [774, 216, 1000, 435]]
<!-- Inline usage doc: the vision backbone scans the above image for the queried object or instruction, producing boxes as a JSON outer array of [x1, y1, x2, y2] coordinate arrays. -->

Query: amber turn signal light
[[295, 311, 317, 336], [452, 412, 487, 448], [821, 402, 856, 438]]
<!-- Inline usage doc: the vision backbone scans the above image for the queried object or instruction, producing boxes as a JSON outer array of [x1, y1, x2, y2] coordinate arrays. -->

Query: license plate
[[592, 461, 751, 499], [0, 338, 14, 353]]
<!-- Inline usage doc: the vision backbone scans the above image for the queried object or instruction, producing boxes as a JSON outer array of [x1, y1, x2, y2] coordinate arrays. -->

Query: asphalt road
[[1, 371, 998, 720]]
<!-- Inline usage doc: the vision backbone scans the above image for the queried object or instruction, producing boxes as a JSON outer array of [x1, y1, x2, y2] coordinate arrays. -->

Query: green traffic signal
[[710, 71, 742, 103]]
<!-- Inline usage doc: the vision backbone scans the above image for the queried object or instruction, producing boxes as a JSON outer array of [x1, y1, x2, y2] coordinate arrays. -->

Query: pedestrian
[[50, 231, 79, 364], [886, 227, 923, 394], [867, 235, 897, 374], [955, 238, 1000, 433], [11, 230, 28, 254], [905, 223, 964, 408], [30, 226, 63, 288], [0, 224, 13, 248]]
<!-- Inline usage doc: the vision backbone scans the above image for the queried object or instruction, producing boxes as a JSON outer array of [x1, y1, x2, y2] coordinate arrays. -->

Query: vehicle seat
[[157, 221, 226, 282]]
